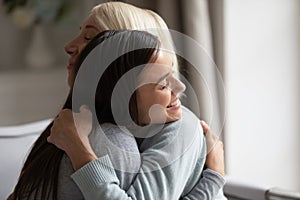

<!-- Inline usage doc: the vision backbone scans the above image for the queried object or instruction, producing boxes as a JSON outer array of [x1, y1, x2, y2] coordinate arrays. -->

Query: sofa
[[0, 119, 51, 199], [1, 120, 300, 200]]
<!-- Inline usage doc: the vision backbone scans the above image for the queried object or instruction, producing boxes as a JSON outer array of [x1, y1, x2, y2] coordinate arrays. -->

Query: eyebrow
[[156, 72, 171, 84], [79, 25, 99, 31]]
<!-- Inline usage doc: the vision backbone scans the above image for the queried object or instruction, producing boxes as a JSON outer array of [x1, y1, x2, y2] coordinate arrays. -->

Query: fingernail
[[80, 105, 89, 110]]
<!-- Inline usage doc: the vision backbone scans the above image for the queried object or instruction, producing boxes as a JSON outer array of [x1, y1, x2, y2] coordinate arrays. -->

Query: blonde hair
[[91, 2, 179, 73]]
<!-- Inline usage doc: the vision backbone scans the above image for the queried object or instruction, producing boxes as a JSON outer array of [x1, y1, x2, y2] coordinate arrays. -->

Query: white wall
[[0, 69, 68, 125], [224, 0, 300, 191], [0, 2, 90, 125]]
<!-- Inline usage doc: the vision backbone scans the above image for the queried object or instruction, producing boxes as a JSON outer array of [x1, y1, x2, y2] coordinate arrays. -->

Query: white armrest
[[224, 176, 300, 200], [0, 119, 52, 200], [0, 119, 52, 137], [267, 187, 300, 200], [224, 176, 271, 200]]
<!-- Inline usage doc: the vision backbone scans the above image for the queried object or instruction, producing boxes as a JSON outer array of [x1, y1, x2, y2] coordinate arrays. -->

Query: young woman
[[48, 30, 225, 200], [9, 2, 226, 200]]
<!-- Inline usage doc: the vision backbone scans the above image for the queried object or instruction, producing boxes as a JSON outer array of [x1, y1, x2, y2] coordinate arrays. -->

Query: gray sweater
[[69, 107, 226, 199], [58, 123, 141, 199]]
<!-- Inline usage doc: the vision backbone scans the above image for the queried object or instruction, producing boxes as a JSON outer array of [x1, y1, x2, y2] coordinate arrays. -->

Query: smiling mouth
[[167, 99, 181, 110]]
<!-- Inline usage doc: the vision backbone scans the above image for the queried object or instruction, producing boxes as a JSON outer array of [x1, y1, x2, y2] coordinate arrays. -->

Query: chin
[[140, 109, 182, 125], [165, 108, 182, 122], [166, 113, 182, 123], [165, 117, 181, 123]]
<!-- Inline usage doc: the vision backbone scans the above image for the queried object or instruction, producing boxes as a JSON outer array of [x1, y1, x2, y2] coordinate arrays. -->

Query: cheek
[[78, 42, 88, 55], [73, 36, 89, 54], [144, 91, 171, 110], [153, 91, 171, 106]]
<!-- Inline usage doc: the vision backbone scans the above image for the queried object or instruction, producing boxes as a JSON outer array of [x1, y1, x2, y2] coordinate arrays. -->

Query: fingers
[[200, 120, 223, 155], [200, 120, 210, 135], [79, 105, 90, 113], [55, 106, 90, 118], [78, 105, 92, 119], [75, 105, 92, 123], [212, 140, 224, 151], [206, 140, 225, 176], [204, 125, 225, 176], [47, 106, 92, 146], [47, 136, 54, 144], [200, 120, 219, 139]]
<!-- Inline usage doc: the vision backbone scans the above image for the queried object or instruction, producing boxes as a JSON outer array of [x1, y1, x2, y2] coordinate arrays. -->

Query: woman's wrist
[[65, 136, 97, 171], [70, 150, 97, 171], [206, 166, 225, 177]]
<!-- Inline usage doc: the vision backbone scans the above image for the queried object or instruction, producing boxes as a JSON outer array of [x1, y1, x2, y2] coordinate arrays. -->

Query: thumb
[[47, 136, 52, 143], [79, 105, 90, 113], [77, 105, 92, 122]]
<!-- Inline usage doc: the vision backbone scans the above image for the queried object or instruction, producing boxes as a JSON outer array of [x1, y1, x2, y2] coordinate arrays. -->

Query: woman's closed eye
[[160, 80, 170, 90], [84, 33, 96, 41], [83, 30, 98, 41], [84, 36, 92, 40]]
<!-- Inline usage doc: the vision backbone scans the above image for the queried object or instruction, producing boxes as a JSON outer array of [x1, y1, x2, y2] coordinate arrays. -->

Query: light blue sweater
[[70, 107, 226, 199]]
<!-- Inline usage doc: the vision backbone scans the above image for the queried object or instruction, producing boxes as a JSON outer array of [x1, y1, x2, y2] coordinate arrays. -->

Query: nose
[[171, 77, 186, 95], [64, 38, 78, 56]]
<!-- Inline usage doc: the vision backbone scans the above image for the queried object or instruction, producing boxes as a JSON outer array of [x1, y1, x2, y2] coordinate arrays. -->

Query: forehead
[[153, 50, 173, 67], [81, 15, 101, 30], [138, 50, 173, 84]]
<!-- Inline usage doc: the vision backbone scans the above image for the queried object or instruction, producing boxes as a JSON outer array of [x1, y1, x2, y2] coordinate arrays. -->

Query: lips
[[67, 59, 76, 71], [167, 99, 181, 110]]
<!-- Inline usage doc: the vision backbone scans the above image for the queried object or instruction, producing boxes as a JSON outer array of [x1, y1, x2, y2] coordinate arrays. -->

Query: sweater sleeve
[[72, 111, 205, 200], [181, 169, 226, 200]]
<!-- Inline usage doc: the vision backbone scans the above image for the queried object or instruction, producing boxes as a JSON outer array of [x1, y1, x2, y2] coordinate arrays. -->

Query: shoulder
[[140, 106, 203, 148], [88, 123, 139, 154], [138, 106, 205, 172], [58, 154, 84, 199], [90, 123, 141, 174], [181, 106, 202, 129], [98, 123, 138, 152], [164, 106, 203, 138]]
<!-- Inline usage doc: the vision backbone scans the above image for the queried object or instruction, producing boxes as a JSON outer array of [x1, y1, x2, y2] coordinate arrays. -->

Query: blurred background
[[0, 0, 299, 195]]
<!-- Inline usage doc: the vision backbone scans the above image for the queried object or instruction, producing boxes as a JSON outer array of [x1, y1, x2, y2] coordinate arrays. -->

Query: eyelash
[[161, 81, 169, 90], [84, 36, 92, 41]]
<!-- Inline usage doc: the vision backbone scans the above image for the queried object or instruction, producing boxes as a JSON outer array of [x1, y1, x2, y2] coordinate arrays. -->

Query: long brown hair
[[9, 30, 160, 200]]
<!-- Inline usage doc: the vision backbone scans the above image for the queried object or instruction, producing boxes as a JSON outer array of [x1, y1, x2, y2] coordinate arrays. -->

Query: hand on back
[[47, 105, 93, 154], [200, 121, 225, 177]]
